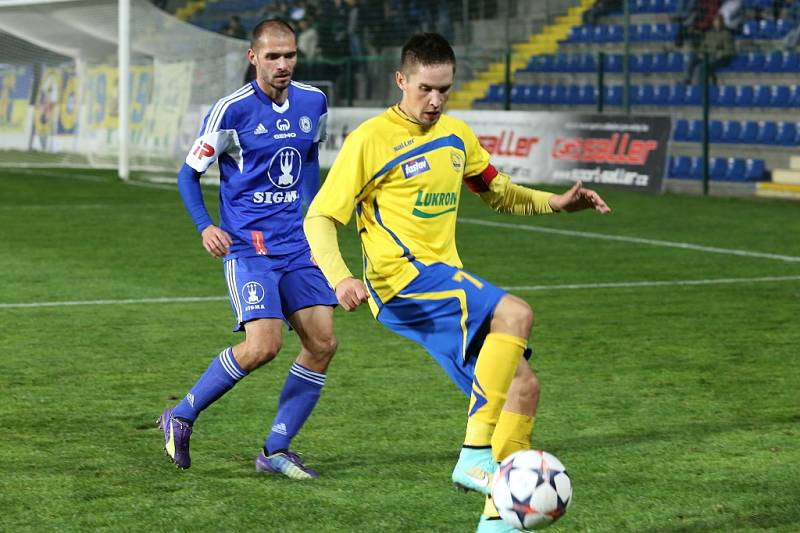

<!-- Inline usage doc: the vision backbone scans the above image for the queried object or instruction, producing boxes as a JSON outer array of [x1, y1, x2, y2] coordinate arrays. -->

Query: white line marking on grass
[[6, 169, 109, 183], [459, 218, 800, 263], [0, 296, 225, 309], [3, 276, 799, 309], [504, 275, 800, 292], [0, 203, 175, 210]]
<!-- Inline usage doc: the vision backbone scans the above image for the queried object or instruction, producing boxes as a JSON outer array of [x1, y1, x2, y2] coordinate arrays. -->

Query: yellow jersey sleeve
[[461, 122, 492, 178], [307, 128, 370, 225]]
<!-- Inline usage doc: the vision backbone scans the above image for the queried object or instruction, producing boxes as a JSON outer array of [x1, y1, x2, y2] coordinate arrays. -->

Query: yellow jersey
[[308, 106, 492, 308]]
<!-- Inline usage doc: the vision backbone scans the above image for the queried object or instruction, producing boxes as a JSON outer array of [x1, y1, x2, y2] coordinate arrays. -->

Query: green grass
[[1, 168, 799, 532]]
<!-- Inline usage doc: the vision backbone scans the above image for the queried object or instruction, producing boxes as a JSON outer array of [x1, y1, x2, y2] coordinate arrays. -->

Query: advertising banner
[[323, 108, 671, 193], [0, 65, 33, 133]]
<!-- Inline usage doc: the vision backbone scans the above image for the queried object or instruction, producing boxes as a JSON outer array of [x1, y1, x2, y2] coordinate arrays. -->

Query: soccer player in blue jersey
[[158, 19, 337, 479], [304, 33, 610, 530]]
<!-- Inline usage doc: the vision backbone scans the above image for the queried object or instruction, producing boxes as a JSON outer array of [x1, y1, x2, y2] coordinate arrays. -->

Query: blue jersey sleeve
[[177, 163, 214, 232]]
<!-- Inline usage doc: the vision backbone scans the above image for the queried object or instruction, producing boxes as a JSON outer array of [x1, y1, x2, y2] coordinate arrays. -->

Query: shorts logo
[[242, 281, 265, 305], [402, 156, 430, 179], [299, 116, 312, 133]]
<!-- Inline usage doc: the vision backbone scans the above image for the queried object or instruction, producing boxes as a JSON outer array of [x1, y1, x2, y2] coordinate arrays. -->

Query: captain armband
[[465, 165, 555, 216]]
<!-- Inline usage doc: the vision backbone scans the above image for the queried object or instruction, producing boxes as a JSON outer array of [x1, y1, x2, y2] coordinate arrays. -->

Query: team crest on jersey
[[299, 116, 312, 133], [242, 281, 265, 309], [276, 118, 291, 131], [402, 156, 430, 179], [267, 146, 302, 189], [451, 151, 464, 172]]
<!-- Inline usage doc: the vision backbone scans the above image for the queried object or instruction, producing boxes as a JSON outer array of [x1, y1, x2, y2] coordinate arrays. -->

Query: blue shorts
[[224, 248, 337, 332], [376, 263, 507, 396]]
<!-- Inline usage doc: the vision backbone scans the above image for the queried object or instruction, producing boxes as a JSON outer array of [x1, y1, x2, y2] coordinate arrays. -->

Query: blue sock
[[173, 347, 248, 423], [265, 362, 325, 454]]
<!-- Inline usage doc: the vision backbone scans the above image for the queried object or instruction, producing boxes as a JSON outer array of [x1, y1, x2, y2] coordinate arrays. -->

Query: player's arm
[[303, 214, 368, 311]]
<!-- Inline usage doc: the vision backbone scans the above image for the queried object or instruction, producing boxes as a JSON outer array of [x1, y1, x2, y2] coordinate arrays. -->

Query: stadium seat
[[758, 19, 777, 38], [551, 85, 569, 105], [710, 157, 729, 180], [776, 18, 792, 38], [753, 85, 772, 107], [745, 52, 765, 71], [709, 120, 724, 142], [721, 120, 742, 143], [664, 0, 679, 12], [687, 119, 703, 142], [685, 85, 701, 105], [535, 85, 553, 105], [554, 54, 570, 72], [604, 86, 624, 106], [673, 119, 690, 141], [735, 85, 754, 107], [714, 85, 737, 107], [741, 20, 759, 39], [783, 53, 800, 72], [607, 25, 624, 42], [522, 85, 539, 104], [653, 84, 671, 105], [604, 54, 623, 73], [726, 158, 747, 181], [666, 52, 685, 72], [745, 159, 766, 181], [722, 54, 748, 72], [739, 121, 759, 143], [566, 85, 582, 105], [668, 84, 687, 105], [579, 84, 597, 105], [776, 122, 798, 145], [578, 54, 597, 72], [756, 121, 778, 144], [652, 53, 669, 72], [764, 51, 784, 72], [510, 85, 526, 104], [480, 84, 505, 103], [770, 85, 791, 107], [689, 156, 704, 179], [669, 155, 692, 178]]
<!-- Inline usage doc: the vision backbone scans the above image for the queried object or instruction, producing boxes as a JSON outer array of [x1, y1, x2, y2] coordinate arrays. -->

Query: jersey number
[[452, 270, 484, 289]]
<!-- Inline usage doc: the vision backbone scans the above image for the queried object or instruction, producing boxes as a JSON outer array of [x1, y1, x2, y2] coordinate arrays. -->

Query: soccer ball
[[491, 449, 573, 530]]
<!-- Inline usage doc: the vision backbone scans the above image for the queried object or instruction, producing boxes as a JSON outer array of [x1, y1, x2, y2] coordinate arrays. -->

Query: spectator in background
[[582, 0, 623, 25], [783, 0, 800, 48], [221, 15, 248, 39], [718, 0, 743, 33], [297, 17, 319, 59], [261, 1, 289, 20], [683, 13, 735, 85]]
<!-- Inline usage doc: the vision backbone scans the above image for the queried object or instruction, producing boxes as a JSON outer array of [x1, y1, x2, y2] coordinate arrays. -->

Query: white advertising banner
[[323, 108, 671, 193]]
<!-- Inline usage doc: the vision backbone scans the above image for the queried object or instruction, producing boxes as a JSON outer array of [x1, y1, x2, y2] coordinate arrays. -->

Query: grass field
[[1, 167, 799, 532]]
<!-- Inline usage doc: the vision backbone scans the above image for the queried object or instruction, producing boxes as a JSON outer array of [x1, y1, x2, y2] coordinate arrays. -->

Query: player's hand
[[201, 225, 233, 258], [335, 277, 369, 311], [549, 181, 611, 214]]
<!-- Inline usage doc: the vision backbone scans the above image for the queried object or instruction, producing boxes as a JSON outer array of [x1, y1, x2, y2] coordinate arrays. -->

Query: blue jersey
[[185, 80, 327, 258]]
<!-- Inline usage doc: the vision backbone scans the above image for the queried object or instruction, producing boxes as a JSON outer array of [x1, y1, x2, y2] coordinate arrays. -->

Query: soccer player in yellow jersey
[[305, 33, 610, 532]]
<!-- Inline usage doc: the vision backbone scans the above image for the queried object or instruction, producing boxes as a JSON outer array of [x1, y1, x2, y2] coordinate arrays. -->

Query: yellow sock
[[464, 333, 526, 446], [492, 411, 535, 461], [483, 494, 500, 518]]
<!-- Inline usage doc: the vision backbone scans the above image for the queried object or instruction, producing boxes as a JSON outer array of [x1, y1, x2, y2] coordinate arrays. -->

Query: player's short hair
[[400, 33, 456, 73], [250, 18, 296, 49]]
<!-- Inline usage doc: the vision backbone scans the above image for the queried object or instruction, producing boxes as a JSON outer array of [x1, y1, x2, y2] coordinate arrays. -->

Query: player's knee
[[239, 340, 282, 370], [493, 295, 534, 337], [308, 334, 338, 364]]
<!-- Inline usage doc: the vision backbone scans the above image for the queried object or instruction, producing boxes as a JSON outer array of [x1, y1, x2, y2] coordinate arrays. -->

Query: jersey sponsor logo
[[411, 190, 458, 218], [402, 156, 430, 179], [276, 118, 291, 131], [267, 146, 302, 189], [252, 190, 300, 204], [191, 141, 215, 159], [551, 133, 658, 165], [393, 138, 414, 151], [299, 116, 312, 133], [254, 122, 268, 135], [242, 281, 266, 311], [451, 151, 464, 172]]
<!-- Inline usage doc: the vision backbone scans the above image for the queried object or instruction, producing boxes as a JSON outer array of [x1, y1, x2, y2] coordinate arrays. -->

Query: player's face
[[248, 30, 297, 100], [396, 62, 454, 126]]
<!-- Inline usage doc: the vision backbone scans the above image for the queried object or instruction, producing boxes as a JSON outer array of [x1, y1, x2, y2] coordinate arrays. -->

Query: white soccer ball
[[491, 449, 573, 530]]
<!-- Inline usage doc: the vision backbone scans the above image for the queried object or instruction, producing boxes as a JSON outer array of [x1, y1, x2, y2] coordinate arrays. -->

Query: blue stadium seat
[[653, 84, 671, 105], [689, 156, 704, 179], [554, 54, 570, 72], [593, 25, 608, 42], [604, 86, 624, 106], [776, 122, 798, 145], [551, 85, 569, 105], [480, 84, 505, 103], [758, 19, 777, 38], [739, 121, 759, 143], [510, 85, 527, 104], [578, 54, 597, 72], [687, 119, 703, 142], [673, 119, 690, 141], [522, 85, 539, 104], [726, 158, 747, 181], [776, 18, 792, 37], [685, 85, 701, 105], [669, 155, 692, 178], [607, 25, 624, 42], [745, 159, 766, 181], [536, 85, 553, 105], [745, 52, 765, 71], [709, 120, 724, 142], [668, 84, 687, 105], [764, 51, 785, 72], [565, 55, 583, 72], [784, 53, 800, 72], [735, 85, 754, 106], [664, 0, 679, 12], [604, 54, 623, 73], [566, 84, 582, 104], [753, 85, 772, 107], [741, 20, 759, 39], [652, 53, 669, 72], [756, 121, 778, 144], [714, 85, 737, 107], [639, 53, 655, 72], [710, 157, 729, 180], [771, 85, 792, 107], [633, 24, 653, 41], [666, 52, 685, 72], [579, 84, 597, 105], [721, 121, 742, 143], [722, 54, 747, 72]]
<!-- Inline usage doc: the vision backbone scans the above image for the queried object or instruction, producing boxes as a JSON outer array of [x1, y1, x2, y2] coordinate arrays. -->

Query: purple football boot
[[255, 450, 319, 479], [157, 407, 192, 469]]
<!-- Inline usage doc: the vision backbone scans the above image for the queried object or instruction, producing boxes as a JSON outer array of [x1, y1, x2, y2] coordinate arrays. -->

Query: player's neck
[[256, 79, 289, 104]]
